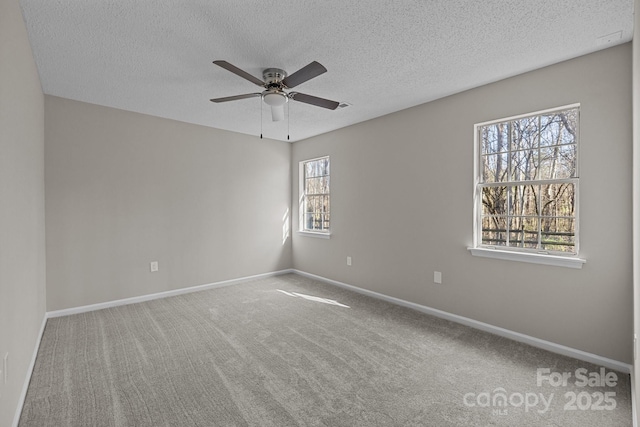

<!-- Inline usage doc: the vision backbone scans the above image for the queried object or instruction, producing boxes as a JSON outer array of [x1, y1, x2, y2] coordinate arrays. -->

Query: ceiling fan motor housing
[[262, 68, 287, 86]]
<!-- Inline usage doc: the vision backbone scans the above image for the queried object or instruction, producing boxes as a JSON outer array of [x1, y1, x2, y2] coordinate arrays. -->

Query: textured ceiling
[[20, 0, 633, 142]]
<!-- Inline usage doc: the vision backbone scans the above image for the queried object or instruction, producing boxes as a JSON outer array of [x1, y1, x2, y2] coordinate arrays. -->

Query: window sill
[[467, 247, 586, 269], [298, 231, 331, 239]]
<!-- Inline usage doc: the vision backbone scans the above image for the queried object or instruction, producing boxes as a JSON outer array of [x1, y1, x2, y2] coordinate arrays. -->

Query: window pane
[[509, 185, 538, 217], [540, 114, 561, 146], [482, 153, 508, 183], [481, 122, 509, 155], [318, 194, 330, 231], [322, 194, 330, 215], [305, 158, 329, 178], [541, 217, 575, 253], [305, 195, 317, 214], [481, 216, 507, 246], [304, 162, 314, 178], [482, 186, 507, 216], [561, 109, 578, 144], [541, 110, 578, 147], [510, 149, 538, 181], [305, 176, 329, 195], [539, 145, 576, 180], [304, 194, 331, 231], [541, 183, 575, 217], [511, 117, 538, 152], [304, 177, 316, 194], [306, 196, 320, 231], [507, 216, 538, 249]]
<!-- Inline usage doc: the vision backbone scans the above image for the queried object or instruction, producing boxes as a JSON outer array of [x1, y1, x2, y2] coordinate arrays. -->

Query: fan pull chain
[[287, 99, 290, 141], [260, 96, 263, 139]]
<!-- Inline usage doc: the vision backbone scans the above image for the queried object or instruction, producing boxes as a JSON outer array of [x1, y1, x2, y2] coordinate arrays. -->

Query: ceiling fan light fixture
[[263, 92, 288, 107]]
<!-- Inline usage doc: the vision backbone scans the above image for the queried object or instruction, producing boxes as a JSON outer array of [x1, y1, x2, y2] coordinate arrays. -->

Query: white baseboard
[[292, 269, 633, 374], [13, 314, 48, 427], [47, 269, 294, 318]]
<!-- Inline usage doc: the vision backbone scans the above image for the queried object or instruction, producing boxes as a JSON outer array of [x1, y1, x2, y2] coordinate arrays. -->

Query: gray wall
[[45, 96, 292, 311], [0, 0, 47, 424], [632, 0, 639, 421], [292, 44, 633, 364]]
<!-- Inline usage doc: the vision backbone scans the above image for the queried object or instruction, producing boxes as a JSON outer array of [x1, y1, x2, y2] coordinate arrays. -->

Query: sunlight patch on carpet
[[276, 289, 350, 308]]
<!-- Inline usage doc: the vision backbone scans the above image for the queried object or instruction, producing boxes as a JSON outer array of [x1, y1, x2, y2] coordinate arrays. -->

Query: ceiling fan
[[210, 60, 339, 122]]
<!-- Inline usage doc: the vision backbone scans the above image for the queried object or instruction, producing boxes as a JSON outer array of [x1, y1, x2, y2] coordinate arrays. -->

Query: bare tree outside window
[[477, 106, 578, 254]]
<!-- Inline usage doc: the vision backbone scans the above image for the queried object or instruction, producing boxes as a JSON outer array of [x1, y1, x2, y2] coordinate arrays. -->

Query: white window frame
[[468, 104, 586, 269], [298, 156, 331, 238]]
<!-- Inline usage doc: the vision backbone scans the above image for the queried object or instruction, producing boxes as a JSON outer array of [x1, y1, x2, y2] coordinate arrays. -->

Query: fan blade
[[213, 60, 265, 87], [282, 61, 327, 88], [271, 105, 285, 122], [290, 92, 339, 110], [210, 93, 261, 103]]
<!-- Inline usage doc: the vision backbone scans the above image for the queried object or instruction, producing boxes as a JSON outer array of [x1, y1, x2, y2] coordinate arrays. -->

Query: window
[[300, 156, 330, 235], [472, 105, 582, 264]]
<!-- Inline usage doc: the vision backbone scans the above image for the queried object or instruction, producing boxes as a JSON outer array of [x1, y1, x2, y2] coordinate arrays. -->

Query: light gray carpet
[[19, 273, 631, 426]]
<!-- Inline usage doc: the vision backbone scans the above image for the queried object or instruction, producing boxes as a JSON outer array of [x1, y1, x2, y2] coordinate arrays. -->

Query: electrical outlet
[[150, 261, 158, 272], [434, 271, 442, 284], [346, 256, 352, 266]]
